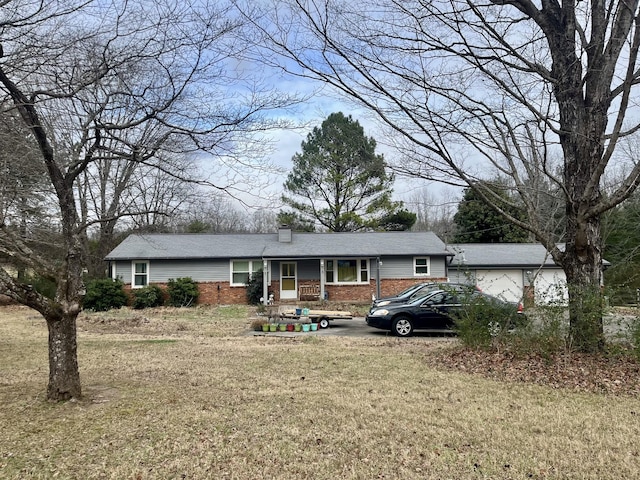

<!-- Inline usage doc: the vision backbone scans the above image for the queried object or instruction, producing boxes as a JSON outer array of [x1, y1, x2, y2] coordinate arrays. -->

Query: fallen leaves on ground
[[424, 346, 640, 397]]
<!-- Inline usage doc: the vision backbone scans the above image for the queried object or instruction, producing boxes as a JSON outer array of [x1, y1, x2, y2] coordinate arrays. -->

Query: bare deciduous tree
[[236, 0, 640, 351], [0, 0, 299, 400], [405, 185, 458, 241]]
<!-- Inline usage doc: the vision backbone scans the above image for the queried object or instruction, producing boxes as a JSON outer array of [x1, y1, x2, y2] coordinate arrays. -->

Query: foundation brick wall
[[128, 277, 449, 305], [198, 282, 247, 305], [377, 278, 448, 298]]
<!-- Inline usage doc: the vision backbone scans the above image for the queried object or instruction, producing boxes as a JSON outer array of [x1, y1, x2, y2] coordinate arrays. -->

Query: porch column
[[320, 259, 325, 300], [262, 259, 269, 306]]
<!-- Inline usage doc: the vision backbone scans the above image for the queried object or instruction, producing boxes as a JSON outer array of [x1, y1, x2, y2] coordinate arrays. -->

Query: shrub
[[453, 295, 525, 350], [22, 274, 56, 300], [131, 284, 165, 309], [83, 278, 128, 312], [167, 277, 199, 307], [246, 271, 264, 305], [629, 316, 640, 359]]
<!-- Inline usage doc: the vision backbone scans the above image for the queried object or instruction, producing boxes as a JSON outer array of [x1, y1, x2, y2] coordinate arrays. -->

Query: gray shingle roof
[[447, 243, 561, 268], [105, 231, 450, 260]]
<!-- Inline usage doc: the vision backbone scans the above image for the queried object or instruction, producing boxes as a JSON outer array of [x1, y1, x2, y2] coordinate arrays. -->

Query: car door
[[415, 292, 452, 330], [436, 293, 463, 329]]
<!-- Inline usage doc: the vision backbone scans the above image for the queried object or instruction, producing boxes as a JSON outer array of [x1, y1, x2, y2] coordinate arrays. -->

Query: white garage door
[[475, 270, 523, 302], [533, 269, 568, 305]]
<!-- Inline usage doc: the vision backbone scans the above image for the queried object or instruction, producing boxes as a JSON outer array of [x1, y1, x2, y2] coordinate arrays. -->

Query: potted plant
[[269, 323, 278, 332], [294, 323, 302, 332]]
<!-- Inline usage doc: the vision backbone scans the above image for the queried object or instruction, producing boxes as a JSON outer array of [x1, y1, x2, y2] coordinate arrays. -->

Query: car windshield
[[396, 284, 424, 297], [408, 284, 444, 301]]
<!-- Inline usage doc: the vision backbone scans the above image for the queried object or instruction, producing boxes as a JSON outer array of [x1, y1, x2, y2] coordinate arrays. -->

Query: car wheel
[[318, 317, 330, 329], [392, 316, 413, 337], [488, 321, 501, 337]]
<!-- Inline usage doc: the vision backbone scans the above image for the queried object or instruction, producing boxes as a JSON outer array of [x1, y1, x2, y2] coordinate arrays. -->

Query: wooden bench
[[299, 284, 320, 300]]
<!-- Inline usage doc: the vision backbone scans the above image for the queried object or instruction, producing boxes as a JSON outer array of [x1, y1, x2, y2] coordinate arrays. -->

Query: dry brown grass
[[1, 305, 639, 479]]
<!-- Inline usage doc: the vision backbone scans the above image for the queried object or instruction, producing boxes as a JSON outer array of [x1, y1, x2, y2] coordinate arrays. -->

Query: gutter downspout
[[376, 257, 381, 300]]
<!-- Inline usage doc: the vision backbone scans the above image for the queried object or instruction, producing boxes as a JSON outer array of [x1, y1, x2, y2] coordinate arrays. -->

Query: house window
[[325, 258, 369, 284], [414, 257, 430, 276], [132, 261, 149, 288], [231, 259, 263, 286], [360, 259, 368, 282]]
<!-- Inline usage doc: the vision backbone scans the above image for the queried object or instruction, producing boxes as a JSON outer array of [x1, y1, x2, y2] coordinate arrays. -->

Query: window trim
[[131, 260, 149, 289], [324, 258, 370, 285], [413, 256, 431, 277], [230, 259, 263, 287]]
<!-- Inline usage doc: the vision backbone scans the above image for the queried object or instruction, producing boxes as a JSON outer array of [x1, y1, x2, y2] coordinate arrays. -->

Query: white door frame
[[280, 261, 298, 300]]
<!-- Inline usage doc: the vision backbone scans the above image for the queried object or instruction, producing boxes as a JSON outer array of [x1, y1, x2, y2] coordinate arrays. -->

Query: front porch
[[263, 257, 382, 305]]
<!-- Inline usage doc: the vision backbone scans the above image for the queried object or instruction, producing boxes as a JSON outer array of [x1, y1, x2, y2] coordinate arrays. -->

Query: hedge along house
[[104, 226, 453, 305], [447, 243, 580, 306]]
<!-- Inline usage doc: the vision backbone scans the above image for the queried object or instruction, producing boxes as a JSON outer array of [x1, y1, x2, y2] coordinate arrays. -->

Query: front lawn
[[0, 305, 638, 479]]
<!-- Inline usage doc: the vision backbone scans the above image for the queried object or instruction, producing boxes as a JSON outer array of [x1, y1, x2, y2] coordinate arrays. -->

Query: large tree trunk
[[46, 312, 81, 400], [563, 202, 605, 352]]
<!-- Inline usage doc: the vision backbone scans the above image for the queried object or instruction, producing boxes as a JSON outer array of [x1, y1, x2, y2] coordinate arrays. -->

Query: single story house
[[105, 226, 453, 304], [447, 243, 575, 305]]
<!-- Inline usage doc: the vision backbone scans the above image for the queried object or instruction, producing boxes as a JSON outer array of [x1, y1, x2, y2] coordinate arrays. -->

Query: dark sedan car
[[366, 289, 524, 337], [370, 282, 481, 311]]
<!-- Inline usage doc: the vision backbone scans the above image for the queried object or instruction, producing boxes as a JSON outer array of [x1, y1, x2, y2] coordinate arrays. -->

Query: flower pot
[[279, 324, 287, 332], [302, 324, 310, 332], [294, 323, 302, 332], [269, 324, 278, 332], [262, 324, 269, 332], [286, 323, 294, 332], [310, 323, 318, 331]]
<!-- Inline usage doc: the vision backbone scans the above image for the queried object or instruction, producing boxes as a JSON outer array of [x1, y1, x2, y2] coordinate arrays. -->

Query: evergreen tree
[[282, 112, 405, 232], [453, 184, 530, 243]]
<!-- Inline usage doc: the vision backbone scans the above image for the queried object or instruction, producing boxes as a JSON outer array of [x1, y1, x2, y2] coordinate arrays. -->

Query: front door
[[280, 262, 297, 300]]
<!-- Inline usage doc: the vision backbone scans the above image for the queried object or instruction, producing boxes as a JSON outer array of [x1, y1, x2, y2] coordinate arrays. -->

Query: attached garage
[[447, 244, 573, 306]]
